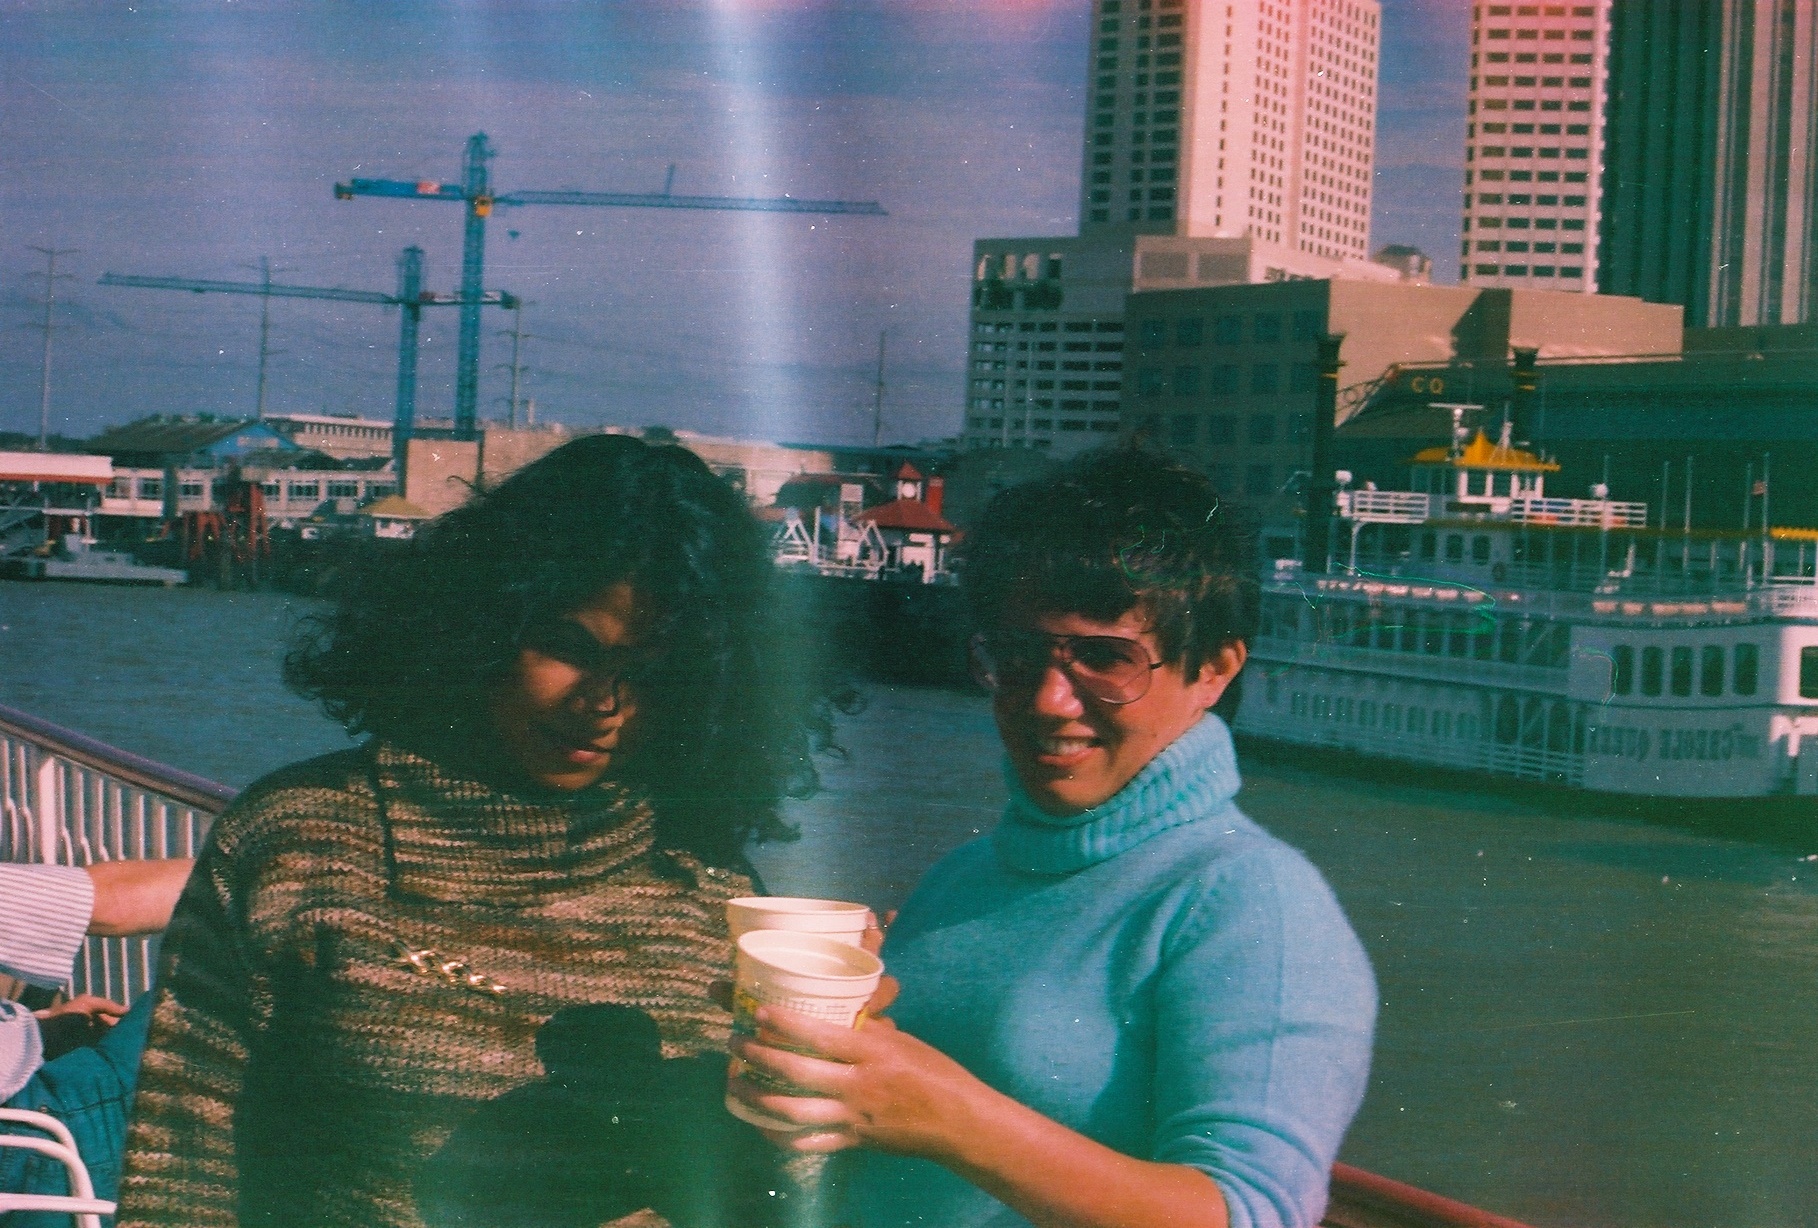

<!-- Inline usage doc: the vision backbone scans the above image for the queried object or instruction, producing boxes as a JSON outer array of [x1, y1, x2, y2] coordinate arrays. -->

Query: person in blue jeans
[[1, 859, 192, 1222]]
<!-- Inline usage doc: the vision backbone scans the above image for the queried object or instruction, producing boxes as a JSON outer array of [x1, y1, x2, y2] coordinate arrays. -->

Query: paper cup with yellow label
[[724, 929, 883, 1130], [725, 896, 871, 947]]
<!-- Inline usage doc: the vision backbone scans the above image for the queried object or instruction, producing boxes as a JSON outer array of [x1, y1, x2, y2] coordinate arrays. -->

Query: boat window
[[1422, 614, 1445, 655], [1383, 703, 1402, 732], [1419, 532, 1437, 561], [1640, 646, 1663, 696], [1544, 624, 1570, 668], [1611, 645, 1633, 695], [1432, 711, 1452, 738], [1406, 706, 1426, 734], [1447, 613, 1471, 658], [1472, 535, 1492, 564], [1803, 646, 1818, 700], [1700, 646, 1725, 697], [1734, 644, 1759, 696], [1471, 614, 1496, 660], [1445, 534, 1465, 563], [1670, 646, 1693, 697]]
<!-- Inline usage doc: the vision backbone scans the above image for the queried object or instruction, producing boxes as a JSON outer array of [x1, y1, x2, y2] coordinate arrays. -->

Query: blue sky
[[0, 0, 1470, 446]]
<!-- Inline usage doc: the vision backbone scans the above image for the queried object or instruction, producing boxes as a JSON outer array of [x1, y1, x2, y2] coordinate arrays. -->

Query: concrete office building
[[1460, 1, 1610, 291], [1601, 0, 1818, 326], [961, 0, 1389, 456], [1121, 279, 1679, 548]]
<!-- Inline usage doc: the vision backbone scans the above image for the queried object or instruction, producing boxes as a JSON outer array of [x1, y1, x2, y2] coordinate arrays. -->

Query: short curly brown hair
[[958, 445, 1260, 717]]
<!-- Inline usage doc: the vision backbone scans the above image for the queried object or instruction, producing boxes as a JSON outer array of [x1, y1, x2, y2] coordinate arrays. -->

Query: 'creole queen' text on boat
[[1236, 412, 1818, 799]]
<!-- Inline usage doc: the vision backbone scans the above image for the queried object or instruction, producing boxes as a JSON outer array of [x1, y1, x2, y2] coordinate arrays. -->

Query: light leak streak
[[705, 1, 800, 440]]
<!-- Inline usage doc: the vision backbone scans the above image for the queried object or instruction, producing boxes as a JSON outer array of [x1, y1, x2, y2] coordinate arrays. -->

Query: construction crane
[[100, 250, 519, 484], [335, 132, 887, 440]]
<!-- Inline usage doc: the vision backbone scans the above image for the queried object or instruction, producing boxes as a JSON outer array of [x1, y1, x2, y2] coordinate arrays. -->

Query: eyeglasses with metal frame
[[968, 629, 1166, 706]]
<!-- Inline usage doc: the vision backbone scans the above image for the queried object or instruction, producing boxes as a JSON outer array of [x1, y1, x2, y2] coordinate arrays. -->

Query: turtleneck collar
[[991, 714, 1242, 876], [370, 740, 655, 905]]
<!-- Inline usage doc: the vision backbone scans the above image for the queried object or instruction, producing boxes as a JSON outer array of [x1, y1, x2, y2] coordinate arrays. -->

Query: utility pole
[[871, 330, 887, 448], [237, 255, 293, 420], [27, 244, 77, 451], [495, 301, 533, 429]]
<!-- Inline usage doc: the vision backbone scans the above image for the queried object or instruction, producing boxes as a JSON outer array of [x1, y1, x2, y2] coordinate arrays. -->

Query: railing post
[[32, 752, 60, 864]]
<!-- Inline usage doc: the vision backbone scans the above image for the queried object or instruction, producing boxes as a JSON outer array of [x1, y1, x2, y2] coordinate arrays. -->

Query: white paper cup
[[724, 929, 883, 1130], [725, 895, 871, 947]]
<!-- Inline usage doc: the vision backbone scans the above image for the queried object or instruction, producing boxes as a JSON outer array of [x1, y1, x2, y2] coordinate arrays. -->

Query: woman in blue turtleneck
[[730, 449, 1377, 1228]]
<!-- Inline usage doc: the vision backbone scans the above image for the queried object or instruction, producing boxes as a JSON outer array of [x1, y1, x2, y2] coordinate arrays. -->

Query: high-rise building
[[1079, 0, 1380, 257], [961, 0, 1389, 456], [1600, 0, 1817, 327], [1459, 2, 1611, 293]]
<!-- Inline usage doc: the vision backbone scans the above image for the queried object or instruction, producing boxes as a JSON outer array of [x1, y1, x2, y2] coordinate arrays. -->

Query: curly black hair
[[285, 433, 836, 863], [958, 445, 1260, 718]]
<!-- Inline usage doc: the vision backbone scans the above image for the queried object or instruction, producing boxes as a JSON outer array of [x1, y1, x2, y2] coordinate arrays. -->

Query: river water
[[3, 581, 1814, 1228]]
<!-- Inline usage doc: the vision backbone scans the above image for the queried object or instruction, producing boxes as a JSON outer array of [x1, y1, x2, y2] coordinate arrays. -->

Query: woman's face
[[486, 581, 649, 791], [990, 605, 1245, 816]]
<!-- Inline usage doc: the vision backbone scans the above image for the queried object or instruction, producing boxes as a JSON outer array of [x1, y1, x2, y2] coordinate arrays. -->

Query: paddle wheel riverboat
[[1237, 416, 1818, 799]]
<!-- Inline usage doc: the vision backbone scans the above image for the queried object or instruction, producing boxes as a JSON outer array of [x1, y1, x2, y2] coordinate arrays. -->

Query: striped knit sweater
[[117, 741, 760, 1228]]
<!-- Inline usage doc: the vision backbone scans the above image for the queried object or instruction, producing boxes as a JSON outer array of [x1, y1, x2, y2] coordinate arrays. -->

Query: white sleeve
[[0, 998, 46, 1102], [0, 863, 95, 989]]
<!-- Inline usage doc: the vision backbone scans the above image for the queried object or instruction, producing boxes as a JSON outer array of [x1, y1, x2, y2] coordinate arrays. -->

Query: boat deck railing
[[0, 703, 1537, 1228], [0, 703, 231, 1005]]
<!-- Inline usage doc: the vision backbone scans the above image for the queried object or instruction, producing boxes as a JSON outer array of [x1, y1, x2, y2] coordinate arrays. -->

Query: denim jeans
[[1, 992, 153, 1225]]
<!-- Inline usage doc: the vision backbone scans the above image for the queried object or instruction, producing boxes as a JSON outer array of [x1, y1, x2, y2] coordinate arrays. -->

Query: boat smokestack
[[1302, 332, 1345, 574], [1509, 345, 1540, 448]]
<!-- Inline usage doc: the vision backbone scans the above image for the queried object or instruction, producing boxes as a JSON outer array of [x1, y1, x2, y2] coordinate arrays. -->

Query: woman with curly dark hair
[[118, 434, 835, 1228]]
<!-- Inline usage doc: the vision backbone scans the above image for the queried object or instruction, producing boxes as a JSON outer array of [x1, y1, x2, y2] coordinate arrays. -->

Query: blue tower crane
[[335, 132, 887, 440], [100, 250, 518, 484]]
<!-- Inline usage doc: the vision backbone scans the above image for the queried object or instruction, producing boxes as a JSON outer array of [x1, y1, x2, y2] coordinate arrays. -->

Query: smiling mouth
[[1033, 734, 1099, 761], [541, 727, 618, 758]]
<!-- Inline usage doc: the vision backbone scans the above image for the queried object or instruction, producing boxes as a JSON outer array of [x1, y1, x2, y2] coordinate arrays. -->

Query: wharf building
[[1120, 279, 1678, 553], [1599, 0, 1818, 327], [1459, 1, 1610, 291], [961, 0, 1397, 458]]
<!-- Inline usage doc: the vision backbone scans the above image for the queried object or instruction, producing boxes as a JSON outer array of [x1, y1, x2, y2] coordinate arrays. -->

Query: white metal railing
[[1340, 490, 1431, 522], [1508, 496, 1650, 528], [0, 703, 233, 1005]]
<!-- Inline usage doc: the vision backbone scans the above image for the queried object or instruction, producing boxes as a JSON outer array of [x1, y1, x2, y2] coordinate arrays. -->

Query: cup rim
[[727, 895, 869, 917], [736, 928, 883, 980]]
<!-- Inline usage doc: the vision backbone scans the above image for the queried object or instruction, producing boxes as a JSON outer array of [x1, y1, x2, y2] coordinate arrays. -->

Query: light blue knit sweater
[[848, 715, 1376, 1228]]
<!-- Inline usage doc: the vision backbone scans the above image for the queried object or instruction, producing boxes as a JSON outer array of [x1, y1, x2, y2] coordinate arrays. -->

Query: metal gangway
[[0, 703, 233, 1006]]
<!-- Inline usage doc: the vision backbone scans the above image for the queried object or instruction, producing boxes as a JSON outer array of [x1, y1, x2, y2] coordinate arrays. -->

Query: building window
[[1177, 317, 1203, 347], [1803, 647, 1818, 700], [1700, 645, 1725, 697], [1138, 368, 1165, 395], [1735, 644, 1759, 695], [1214, 315, 1243, 344], [1612, 645, 1634, 695], [1251, 364, 1280, 394], [1245, 464, 1273, 498], [1174, 366, 1201, 396], [1247, 414, 1276, 445], [327, 481, 361, 499], [1253, 314, 1283, 343], [1640, 646, 1663, 697], [138, 478, 163, 499], [1140, 319, 1167, 346], [1210, 364, 1241, 396], [1169, 414, 1197, 448], [1206, 415, 1236, 446]]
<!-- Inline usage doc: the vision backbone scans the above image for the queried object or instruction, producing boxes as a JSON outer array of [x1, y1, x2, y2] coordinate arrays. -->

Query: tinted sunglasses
[[518, 619, 662, 709], [968, 630, 1164, 705]]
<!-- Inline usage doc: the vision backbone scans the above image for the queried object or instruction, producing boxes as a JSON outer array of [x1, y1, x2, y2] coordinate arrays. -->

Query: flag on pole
[[1752, 479, 1767, 496]]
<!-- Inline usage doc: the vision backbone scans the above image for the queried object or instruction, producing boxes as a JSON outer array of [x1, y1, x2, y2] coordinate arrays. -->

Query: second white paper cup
[[725, 929, 883, 1130]]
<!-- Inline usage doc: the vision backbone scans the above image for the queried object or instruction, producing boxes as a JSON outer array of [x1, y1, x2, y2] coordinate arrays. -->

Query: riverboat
[[1236, 415, 1818, 799]]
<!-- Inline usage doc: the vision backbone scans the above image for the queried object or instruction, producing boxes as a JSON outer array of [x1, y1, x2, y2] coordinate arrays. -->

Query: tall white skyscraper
[[1079, 0, 1380, 258], [960, 0, 1388, 456], [1459, 2, 1611, 292]]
